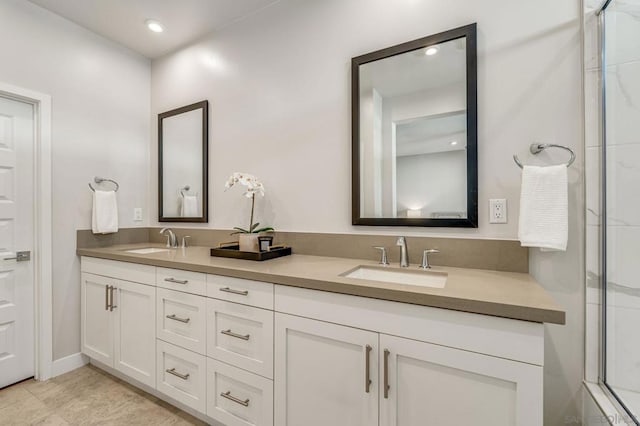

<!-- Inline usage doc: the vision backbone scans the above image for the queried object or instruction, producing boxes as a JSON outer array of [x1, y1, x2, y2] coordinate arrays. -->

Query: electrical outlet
[[133, 208, 143, 222], [489, 199, 507, 224]]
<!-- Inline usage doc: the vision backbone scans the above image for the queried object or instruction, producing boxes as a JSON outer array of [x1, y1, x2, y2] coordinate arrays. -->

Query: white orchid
[[225, 172, 273, 234], [225, 172, 265, 198]]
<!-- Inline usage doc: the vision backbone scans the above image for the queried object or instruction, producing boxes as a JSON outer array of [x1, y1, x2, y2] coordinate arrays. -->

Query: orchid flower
[[225, 172, 274, 235]]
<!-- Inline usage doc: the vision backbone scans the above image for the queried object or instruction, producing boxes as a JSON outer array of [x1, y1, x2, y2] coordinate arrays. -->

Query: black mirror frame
[[351, 23, 478, 228], [158, 100, 209, 223]]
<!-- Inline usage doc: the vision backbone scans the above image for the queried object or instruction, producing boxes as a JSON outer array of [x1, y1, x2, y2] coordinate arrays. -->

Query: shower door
[[602, 0, 640, 422]]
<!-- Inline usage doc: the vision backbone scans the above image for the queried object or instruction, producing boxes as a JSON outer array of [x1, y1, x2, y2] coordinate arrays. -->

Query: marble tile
[[604, 9, 640, 67], [605, 305, 640, 393], [32, 414, 70, 426], [605, 63, 640, 147], [605, 144, 640, 226], [606, 226, 640, 291]]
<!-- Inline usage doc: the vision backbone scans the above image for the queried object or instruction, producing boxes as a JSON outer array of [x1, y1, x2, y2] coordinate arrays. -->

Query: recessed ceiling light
[[146, 19, 164, 33], [425, 46, 439, 56], [450, 141, 458, 146]]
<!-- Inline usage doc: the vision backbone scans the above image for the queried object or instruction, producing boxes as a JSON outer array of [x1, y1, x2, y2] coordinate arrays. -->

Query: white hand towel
[[518, 165, 568, 251], [181, 194, 199, 217], [92, 190, 118, 234]]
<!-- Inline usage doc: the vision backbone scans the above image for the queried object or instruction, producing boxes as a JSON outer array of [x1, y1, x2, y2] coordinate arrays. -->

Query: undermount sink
[[124, 247, 171, 254], [342, 265, 447, 288]]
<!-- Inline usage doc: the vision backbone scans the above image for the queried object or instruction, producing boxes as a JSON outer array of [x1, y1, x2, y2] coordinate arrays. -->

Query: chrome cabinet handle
[[109, 286, 117, 311], [105, 285, 110, 311], [219, 287, 248, 296], [164, 277, 189, 284], [365, 344, 372, 393], [220, 391, 250, 407], [166, 314, 190, 323], [383, 349, 390, 399], [166, 368, 190, 380], [221, 329, 250, 341]]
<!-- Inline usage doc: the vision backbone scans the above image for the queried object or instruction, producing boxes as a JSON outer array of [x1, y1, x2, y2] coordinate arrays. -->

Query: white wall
[[0, 0, 150, 360], [151, 1, 584, 422]]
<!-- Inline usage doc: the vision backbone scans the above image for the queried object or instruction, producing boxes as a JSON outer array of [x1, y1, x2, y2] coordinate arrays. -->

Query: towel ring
[[180, 185, 191, 197], [88, 176, 119, 192], [513, 143, 576, 169]]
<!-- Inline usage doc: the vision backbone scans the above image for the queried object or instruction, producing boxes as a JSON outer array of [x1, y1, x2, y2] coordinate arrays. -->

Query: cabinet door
[[379, 334, 543, 426], [275, 313, 378, 426], [113, 279, 156, 388], [80, 273, 114, 367]]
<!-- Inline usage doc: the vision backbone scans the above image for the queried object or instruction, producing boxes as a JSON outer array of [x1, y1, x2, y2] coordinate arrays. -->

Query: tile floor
[[0, 365, 207, 425]]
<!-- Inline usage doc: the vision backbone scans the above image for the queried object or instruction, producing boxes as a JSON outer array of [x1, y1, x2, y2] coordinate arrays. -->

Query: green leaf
[[230, 227, 249, 235], [252, 227, 274, 234], [250, 222, 260, 231]]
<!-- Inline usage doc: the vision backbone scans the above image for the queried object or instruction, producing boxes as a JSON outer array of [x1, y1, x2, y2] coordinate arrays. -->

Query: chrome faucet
[[396, 236, 409, 267], [160, 228, 178, 248]]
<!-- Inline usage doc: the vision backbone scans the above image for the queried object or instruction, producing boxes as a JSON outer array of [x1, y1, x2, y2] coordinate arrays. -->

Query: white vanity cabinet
[[274, 313, 379, 426], [80, 258, 156, 388], [80, 255, 547, 426], [274, 285, 545, 426]]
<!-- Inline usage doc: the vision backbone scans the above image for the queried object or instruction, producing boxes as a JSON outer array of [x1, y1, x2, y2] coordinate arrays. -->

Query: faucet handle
[[420, 249, 440, 269], [181, 236, 191, 248], [373, 246, 390, 266]]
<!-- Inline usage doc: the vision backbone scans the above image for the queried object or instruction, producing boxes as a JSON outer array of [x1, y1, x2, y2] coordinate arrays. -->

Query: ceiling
[[28, 0, 280, 58]]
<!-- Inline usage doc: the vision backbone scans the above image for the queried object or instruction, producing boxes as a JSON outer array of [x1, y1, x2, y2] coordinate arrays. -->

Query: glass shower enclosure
[[600, 0, 640, 421]]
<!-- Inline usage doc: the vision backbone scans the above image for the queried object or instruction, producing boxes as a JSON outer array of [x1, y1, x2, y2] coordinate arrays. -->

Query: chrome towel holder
[[88, 176, 119, 192], [180, 185, 190, 197], [513, 143, 576, 169]]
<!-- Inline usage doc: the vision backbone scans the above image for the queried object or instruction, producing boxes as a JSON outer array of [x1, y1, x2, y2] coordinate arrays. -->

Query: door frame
[[0, 82, 53, 381]]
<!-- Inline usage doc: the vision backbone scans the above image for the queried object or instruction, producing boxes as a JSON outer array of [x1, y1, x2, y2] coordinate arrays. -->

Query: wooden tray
[[210, 245, 292, 261]]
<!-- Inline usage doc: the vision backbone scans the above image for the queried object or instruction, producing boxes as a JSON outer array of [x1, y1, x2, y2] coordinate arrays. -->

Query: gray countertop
[[77, 243, 565, 325]]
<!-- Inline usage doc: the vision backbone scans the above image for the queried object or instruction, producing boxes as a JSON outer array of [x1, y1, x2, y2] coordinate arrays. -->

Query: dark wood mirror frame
[[351, 23, 478, 228], [158, 100, 209, 223]]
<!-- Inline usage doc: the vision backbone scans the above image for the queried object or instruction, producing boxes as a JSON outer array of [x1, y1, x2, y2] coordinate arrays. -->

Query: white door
[[81, 273, 114, 367], [114, 279, 156, 388], [379, 334, 543, 426], [0, 96, 34, 388], [274, 313, 378, 426]]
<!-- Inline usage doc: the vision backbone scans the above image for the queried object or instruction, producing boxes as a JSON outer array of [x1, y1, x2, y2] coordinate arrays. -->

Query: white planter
[[238, 234, 260, 252]]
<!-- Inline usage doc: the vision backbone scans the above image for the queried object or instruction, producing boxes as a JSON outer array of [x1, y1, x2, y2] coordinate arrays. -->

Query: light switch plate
[[489, 199, 507, 224], [133, 208, 143, 222]]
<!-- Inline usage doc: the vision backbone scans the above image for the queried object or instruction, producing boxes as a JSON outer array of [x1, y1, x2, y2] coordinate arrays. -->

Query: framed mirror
[[158, 100, 208, 222], [352, 24, 478, 227]]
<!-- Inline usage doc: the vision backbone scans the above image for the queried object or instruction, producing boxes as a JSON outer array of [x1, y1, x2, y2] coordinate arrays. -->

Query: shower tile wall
[[603, 2, 640, 405]]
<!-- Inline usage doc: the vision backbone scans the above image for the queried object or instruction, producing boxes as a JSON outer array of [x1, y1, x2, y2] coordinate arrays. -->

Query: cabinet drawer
[[207, 299, 274, 378], [207, 274, 274, 310], [207, 358, 273, 426], [157, 288, 206, 354], [156, 340, 206, 414], [81, 257, 155, 285], [157, 267, 206, 296]]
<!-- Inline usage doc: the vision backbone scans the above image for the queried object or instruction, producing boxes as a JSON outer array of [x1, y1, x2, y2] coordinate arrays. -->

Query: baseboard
[[51, 352, 89, 377]]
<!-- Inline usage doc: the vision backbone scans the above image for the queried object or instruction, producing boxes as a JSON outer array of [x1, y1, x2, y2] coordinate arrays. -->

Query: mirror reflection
[[158, 101, 208, 222], [353, 24, 477, 227]]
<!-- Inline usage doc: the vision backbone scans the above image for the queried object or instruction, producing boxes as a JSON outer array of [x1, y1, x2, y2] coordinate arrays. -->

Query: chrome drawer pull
[[166, 368, 190, 380], [221, 329, 250, 341], [219, 287, 248, 296], [165, 277, 189, 284], [166, 314, 190, 323], [365, 344, 372, 393], [220, 391, 250, 407]]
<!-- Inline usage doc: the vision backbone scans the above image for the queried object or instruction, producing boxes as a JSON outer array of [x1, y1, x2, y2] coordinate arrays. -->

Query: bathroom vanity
[[78, 244, 564, 426]]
